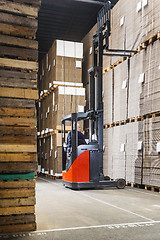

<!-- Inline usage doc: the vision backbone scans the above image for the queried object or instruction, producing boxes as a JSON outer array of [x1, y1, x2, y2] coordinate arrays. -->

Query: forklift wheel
[[116, 179, 126, 189]]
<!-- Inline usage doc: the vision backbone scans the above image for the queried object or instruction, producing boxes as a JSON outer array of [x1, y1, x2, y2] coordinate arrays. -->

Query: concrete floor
[[1, 176, 160, 239]]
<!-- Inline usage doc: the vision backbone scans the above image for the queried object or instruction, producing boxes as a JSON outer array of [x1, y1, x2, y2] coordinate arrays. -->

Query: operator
[[66, 123, 86, 148], [65, 123, 86, 169]]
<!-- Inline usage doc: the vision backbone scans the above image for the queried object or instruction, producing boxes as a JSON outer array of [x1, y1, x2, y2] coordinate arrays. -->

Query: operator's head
[[73, 123, 81, 131], [77, 123, 81, 131]]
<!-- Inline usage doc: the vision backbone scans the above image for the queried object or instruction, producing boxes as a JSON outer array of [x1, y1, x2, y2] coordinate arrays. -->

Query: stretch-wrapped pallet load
[[109, 0, 160, 65], [103, 125, 127, 180], [39, 133, 68, 177], [140, 40, 160, 116], [82, 23, 111, 113], [37, 40, 85, 176], [142, 117, 160, 187], [82, 24, 97, 87], [0, 0, 41, 233], [103, 128, 113, 177], [113, 60, 128, 122], [38, 86, 85, 133], [39, 40, 83, 92], [126, 121, 143, 184], [104, 121, 144, 184], [38, 86, 85, 176], [81, 24, 97, 131], [103, 70, 113, 124], [128, 51, 144, 119], [112, 125, 126, 179]]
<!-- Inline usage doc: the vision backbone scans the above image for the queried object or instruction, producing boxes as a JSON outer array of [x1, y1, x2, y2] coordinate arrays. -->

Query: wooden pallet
[[143, 111, 160, 119], [38, 81, 84, 102], [38, 125, 71, 139], [104, 110, 160, 130], [38, 130, 70, 139], [104, 119, 128, 129], [103, 31, 160, 73], [129, 116, 143, 123], [127, 182, 160, 193]]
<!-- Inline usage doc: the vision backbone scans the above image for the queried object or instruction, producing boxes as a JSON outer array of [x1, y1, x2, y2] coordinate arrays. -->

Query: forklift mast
[[88, 0, 111, 157], [88, 0, 136, 153]]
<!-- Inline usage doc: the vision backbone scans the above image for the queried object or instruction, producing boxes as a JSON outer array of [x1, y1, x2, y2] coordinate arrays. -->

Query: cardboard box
[[39, 40, 83, 91]]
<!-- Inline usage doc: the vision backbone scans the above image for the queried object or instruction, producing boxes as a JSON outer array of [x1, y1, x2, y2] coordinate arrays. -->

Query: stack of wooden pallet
[[0, 0, 41, 233], [37, 40, 85, 177]]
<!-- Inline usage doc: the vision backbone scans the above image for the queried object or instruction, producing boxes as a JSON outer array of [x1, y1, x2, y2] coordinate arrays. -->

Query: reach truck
[[61, 1, 136, 190]]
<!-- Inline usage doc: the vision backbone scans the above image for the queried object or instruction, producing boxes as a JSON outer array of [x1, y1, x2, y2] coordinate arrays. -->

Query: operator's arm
[[66, 132, 71, 148], [78, 131, 86, 144]]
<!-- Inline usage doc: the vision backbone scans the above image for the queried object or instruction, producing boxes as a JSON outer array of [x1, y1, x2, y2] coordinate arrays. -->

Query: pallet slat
[[0, 153, 37, 162], [0, 222, 36, 233], [0, 58, 38, 71], [0, 45, 38, 61], [0, 197, 35, 208], [0, 135, 36, 145], [0, 69, 37, 80], [0, 206, 35, 215], [12, 0, 41, 7], [0, 179, 35, 189], [0, 12, 38, 28], [0, 162, 37, 173], [0, 1, 38, 17], [0, 23, 37, 38], [0, 126, 36, 135], [0, 214, 35, 226], [0, 35, 38, 49], [0, 77, 37, 89], [0, 144, 37, 153], [0, 189, 35, 198], [0, 107, 36, 117], [0, 87, 38, 100], [0, 117, 36, 127]]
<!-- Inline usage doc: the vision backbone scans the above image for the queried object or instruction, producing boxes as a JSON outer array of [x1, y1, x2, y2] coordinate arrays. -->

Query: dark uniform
[[65, 131, 86, 170], [66, 131, 86, 148]]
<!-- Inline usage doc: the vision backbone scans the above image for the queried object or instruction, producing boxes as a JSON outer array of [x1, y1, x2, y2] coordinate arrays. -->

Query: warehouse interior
[[0, 0, 160, 239]]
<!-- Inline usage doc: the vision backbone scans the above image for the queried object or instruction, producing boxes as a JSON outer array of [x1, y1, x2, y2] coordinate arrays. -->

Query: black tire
[[116, 179, 126, 189]]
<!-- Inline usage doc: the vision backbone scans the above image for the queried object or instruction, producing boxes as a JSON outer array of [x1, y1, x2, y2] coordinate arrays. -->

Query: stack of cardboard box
[[38, 40, 85, 176], [83, 0, 160, 187], [103, 0, 160, 187]]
